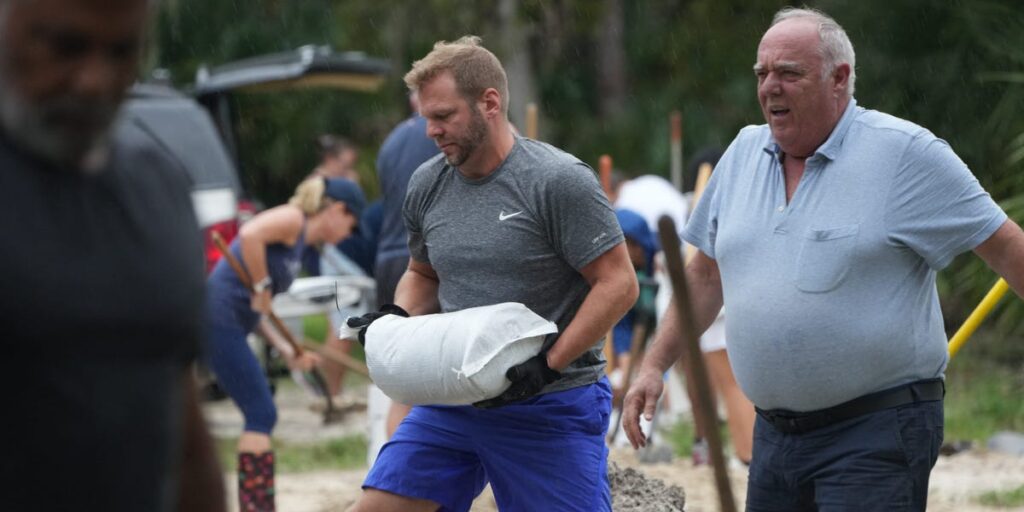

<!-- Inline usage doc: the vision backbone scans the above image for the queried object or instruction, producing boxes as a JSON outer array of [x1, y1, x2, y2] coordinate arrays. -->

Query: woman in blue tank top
[[205, 177, 365, 512]]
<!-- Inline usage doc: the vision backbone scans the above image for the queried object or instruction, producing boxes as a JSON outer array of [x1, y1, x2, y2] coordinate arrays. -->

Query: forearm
[[393, 265, 440, 316], [639, 257, 723, 375], [177, 373, 226, 512], [547, 271, 638, 371], [257, 318, 295, 358]]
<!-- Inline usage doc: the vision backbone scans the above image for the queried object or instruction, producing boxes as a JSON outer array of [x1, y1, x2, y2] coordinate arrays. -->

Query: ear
[[832, 63, 851, 96], [323, 201, 344, 215], [479, 88, 503, 119]]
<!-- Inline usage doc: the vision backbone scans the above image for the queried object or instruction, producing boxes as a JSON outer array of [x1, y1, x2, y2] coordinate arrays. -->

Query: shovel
[[658, 216, 737, 512], [211, 232, 345, 424]]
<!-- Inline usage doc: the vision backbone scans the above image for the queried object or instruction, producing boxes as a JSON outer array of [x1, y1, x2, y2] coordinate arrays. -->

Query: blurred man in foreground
[[0, 0, 225, 510]]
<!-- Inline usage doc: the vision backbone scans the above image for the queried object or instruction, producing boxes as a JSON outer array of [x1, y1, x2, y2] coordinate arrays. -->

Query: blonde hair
[[404, 36, 509, 115], [288, 177, 330, 216]]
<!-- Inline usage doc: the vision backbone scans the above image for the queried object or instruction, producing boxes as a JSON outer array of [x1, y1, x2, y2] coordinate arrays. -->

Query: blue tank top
[[206, 229, 307, 331]]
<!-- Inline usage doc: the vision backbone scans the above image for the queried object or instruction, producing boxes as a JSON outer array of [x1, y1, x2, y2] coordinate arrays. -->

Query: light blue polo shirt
[[684, 99, 1007, 411]]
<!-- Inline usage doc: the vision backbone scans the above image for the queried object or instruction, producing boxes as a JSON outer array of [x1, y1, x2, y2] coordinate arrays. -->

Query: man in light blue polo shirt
[[623, 6, 1024, 511]]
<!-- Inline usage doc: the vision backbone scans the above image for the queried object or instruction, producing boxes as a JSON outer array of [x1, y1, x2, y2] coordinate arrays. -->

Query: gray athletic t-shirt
[[404, 137, 624, 393]]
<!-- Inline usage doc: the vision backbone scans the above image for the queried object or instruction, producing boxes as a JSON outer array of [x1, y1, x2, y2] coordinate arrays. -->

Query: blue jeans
[[746, 399, 943, 511]]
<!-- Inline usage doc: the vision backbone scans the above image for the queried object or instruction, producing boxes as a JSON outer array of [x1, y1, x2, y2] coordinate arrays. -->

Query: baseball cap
[[616, 208, 658, 271], [323, 177, 366, 219]]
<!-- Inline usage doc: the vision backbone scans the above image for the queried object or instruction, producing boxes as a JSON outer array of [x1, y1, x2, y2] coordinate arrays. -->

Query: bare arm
[[177, 373, 226, 512], [638, 250, 724, 377], [974, 219, 1024, 298], [546, 242, 639, 371], [622, 249, 723, 449], [236, 205, 304, 313], [393, 258, 441, 316]]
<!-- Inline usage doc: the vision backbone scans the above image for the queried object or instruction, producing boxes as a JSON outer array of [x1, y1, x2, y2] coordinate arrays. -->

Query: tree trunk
[[596, 0, 627, 118], [497, 0, 538, 136]]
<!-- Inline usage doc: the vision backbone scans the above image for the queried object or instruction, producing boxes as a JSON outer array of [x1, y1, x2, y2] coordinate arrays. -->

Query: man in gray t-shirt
[[623, 8, 1024, 511], [403, 138, 623, 393], [350, 37, 637, 512]]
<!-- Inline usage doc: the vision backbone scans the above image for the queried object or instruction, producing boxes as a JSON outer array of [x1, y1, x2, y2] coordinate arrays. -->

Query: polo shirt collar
[[763, 98, 859, 161]]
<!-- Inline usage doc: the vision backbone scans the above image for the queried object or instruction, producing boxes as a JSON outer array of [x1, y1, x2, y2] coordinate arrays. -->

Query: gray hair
[[772, 7, 856, 97]]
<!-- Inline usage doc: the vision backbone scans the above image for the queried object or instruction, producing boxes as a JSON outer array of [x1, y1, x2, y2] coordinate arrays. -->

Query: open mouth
[[769, 107, 790, 118]]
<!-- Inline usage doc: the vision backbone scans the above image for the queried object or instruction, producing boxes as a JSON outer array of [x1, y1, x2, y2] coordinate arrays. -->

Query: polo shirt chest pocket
[[794, 224, 860, 293]]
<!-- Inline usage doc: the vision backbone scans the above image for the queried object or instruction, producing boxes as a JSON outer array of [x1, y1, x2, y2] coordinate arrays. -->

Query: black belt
[[756, 378, 944, 435]]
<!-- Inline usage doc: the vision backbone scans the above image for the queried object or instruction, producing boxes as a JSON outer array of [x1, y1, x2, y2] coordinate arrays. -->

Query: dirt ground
[[205, 383, 1024, 511]]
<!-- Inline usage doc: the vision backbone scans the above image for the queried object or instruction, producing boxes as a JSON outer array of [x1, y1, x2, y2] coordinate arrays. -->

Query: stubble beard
[[0, 52, 119, 173], [444, 105, 488, 168]]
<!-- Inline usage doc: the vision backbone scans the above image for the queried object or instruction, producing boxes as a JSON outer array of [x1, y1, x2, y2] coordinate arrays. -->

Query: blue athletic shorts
[[364, 378, 613, 512]]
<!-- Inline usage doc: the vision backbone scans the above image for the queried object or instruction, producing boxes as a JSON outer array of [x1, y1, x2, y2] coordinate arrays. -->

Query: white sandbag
[[348, 302, 557, 405]]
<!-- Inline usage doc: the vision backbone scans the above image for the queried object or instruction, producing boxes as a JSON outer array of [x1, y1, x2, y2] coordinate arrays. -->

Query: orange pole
[[599, 154, 615, 374], [599, 154, 613, 198], [526, 103, 538, 140], [670, 111, 683, 190]]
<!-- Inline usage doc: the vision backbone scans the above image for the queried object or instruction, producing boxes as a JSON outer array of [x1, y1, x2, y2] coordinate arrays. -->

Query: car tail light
[[204, 219, 239, 273]]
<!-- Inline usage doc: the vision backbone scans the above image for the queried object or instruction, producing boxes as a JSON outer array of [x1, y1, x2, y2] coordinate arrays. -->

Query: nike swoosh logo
[[499, 210, 524, 221]]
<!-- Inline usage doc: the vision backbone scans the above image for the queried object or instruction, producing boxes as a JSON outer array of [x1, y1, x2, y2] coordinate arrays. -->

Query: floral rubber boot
[[238, 451, 275, 512]]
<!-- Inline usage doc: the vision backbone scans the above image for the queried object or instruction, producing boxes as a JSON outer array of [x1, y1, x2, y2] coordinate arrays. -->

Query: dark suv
[[122, 46, 389, 271], [121, 83, 244, 272]]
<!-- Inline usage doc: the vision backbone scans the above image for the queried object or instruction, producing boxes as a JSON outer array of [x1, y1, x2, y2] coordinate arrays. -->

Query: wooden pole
[[526, 102, 538, 140], [598, 154, 615, 373], [670, 111, 683, 191], [302, 341, 370, 378], [599, 154, 613, 197], [658, 216, 736, 512]]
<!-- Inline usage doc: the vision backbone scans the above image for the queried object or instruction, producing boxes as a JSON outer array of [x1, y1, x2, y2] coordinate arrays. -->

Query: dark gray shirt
[[404, 137, 624, 393]]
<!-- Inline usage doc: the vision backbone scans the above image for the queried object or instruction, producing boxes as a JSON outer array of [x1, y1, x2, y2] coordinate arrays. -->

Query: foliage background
[[152, 0, 1024, 336]]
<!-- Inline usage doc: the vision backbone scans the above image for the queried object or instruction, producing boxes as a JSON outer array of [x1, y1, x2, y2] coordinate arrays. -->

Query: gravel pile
[[609, 461, 686, 512]]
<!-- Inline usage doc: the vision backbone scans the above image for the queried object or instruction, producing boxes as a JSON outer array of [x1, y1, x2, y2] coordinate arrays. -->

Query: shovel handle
[[210, 231, 304, 356], [302, 340, 370, 378], [658, 215, 737, 512]]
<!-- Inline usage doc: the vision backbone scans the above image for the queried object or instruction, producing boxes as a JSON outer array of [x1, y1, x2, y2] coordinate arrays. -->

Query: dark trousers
[[746, 399, 943, 512]]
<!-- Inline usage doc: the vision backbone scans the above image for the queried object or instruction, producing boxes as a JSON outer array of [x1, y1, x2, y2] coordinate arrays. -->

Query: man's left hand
[[473, 353, 561, 409]]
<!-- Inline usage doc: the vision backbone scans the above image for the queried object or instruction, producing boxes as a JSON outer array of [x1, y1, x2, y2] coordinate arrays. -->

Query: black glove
[[473, 353, 562, 409], [346, 304, 409, 346]]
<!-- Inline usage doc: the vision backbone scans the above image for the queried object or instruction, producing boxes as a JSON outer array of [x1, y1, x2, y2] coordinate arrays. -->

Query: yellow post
[[948, 278, 1010, 358]]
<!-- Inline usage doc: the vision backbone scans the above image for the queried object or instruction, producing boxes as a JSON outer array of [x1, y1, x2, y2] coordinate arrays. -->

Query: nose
[[73, 52, 121, 99], [760, 72, 782, 97], [426, 119, 443, 139]]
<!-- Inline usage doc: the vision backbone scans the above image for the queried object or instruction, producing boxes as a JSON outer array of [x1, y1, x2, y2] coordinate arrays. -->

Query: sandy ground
[[204, 383, 1024, 511]]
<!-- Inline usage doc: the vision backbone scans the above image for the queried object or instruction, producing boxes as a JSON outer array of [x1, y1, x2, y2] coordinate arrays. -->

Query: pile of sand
[[608, 461, 686, 512]]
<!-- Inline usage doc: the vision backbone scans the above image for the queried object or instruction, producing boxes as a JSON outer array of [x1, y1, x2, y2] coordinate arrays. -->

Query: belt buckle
[[784, 417, 802, 433]]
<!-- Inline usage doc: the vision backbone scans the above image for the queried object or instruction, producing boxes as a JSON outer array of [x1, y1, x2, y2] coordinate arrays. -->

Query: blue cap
[[323, 177, 366, 219], [616, 208, 658, 267]]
